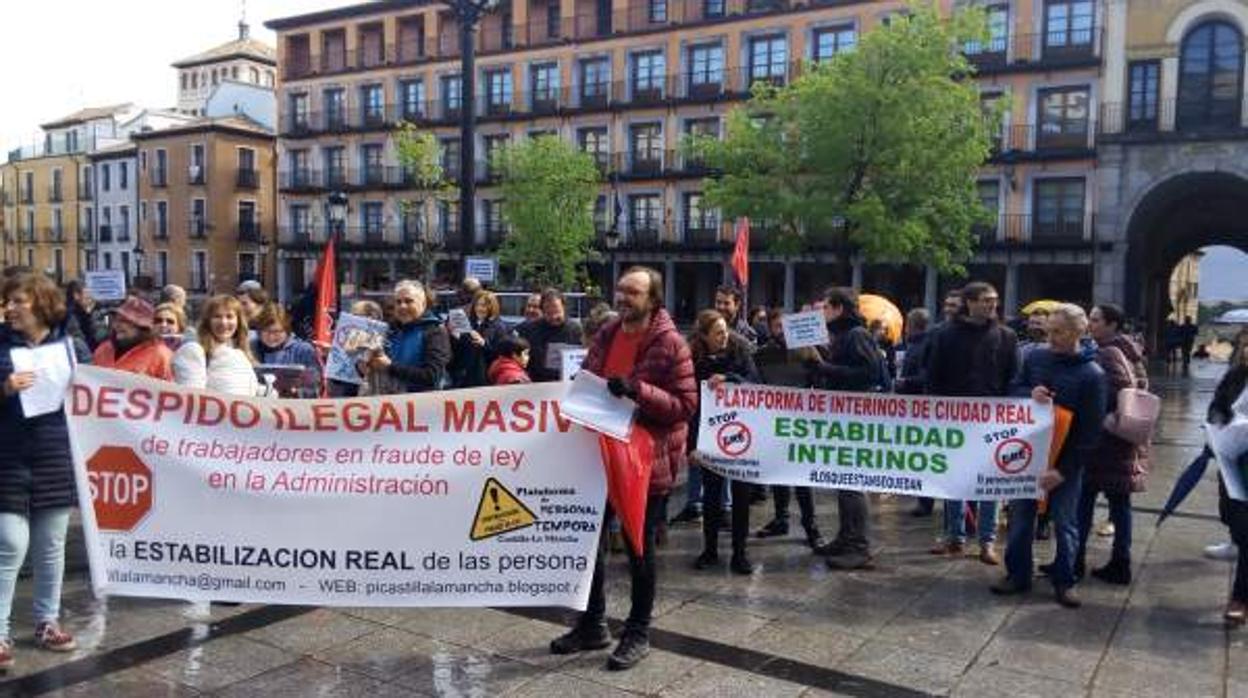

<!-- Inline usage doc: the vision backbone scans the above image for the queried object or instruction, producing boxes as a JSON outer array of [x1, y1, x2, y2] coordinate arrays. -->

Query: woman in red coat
[[92, 297, 173, 381]]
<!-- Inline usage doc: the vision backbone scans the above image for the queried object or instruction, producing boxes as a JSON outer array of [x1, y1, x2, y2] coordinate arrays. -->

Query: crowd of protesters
[[0, 261, 1245, 672]]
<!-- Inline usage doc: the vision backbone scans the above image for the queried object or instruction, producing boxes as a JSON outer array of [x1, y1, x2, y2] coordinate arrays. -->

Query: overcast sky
[[0, 0, 344, 151]]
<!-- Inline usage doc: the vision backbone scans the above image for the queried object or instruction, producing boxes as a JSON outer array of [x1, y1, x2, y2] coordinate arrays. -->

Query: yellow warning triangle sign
[[470, 477, 539, 541]]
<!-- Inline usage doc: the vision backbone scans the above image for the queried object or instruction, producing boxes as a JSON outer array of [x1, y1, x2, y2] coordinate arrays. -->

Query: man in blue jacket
[[992, 303, 1106, 608]]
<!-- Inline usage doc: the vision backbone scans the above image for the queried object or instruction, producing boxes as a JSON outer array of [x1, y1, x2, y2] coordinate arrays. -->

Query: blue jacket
[[386, 313, 451, 393], [0, 325, 91, 514], [1010, 340, 1107, 478]]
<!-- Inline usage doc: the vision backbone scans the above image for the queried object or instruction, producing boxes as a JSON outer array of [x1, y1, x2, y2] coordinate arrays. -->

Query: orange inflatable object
[[858, 294, 903, 346]]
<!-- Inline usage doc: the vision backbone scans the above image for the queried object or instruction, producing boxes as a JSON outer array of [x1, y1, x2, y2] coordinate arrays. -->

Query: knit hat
[[114, 296, 155, 330]]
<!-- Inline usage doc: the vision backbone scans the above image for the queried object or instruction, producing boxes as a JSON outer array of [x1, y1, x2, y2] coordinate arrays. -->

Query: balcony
[[1098, 99, 1248, 142], [19, 229, 35, 243], [116, 226, 131, 243], [975, 214, 1093, 248], [98, 225, 113, 243], [150, 169, 167, 188], [188, 218, 207, 239], [964, 28, 1102, 74], [236, 168, 259, 189], [46, 185, 62, 203], [78, 226, 93, 243], [238, 221, 262, 243], [42, 227, 65, 243], [356, 42, 387, 70], [19, 190, 32, 205], [628, 224, 664, 248], [188, 165, 205, 185], [78, 181, 93, 201], [683, 225, 723, 247], [991, 124, 1095, 159]]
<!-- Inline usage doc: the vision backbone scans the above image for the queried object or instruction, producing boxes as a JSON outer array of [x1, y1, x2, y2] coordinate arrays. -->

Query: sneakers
[[607, 631, 650, 671], [930, 541, 965, 556], [1205, 542, 1237, 561], [1095, 521, 1116, 537], [549, 622, 611, 655], [1225, 600, 1247, 626], [1054, 587, 1082, 609], [34, 622, 76, 652], [669, 507, 702, 525], [978, 544, 1000, 566], [755, 518, 790, 538], [825, 550, 874, 571]]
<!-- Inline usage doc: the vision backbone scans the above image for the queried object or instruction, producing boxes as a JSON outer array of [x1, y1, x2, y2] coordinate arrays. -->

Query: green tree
[[688, 2, 996, 273], [395, 124, 457, 275], [497, 136, 602, 289]]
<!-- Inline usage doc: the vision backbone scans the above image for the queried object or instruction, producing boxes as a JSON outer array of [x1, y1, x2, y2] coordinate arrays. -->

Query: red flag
[[312, 235, 337, 348], [597, 427, 654, 556], [730, 217, 750, 287]]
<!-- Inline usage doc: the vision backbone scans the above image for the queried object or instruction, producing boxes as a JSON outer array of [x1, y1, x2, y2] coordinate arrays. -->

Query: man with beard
[[550, 267, 696, 670], [92, 297, 173, 380], [714, 284, 758, 346], [520, 288, 583, 382]]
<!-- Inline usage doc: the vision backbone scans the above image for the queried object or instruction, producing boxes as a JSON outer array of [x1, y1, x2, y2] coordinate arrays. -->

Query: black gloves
[[607, 377, 636, 399]]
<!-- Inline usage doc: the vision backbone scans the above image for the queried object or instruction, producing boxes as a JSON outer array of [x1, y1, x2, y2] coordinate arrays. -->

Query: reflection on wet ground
[[0, 362, 1243, 697]]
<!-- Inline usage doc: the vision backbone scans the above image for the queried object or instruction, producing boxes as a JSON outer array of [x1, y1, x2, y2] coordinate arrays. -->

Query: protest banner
[[325, 312, 389, 385], [66, 366, 607, 608], [696, 383, 1054, 500], [780, 311, 830, 349], [84, 270, 127, 302]]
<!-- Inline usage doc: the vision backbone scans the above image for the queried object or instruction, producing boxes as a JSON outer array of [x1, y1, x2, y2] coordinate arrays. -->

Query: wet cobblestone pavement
[[0, 362, 1243, 697]]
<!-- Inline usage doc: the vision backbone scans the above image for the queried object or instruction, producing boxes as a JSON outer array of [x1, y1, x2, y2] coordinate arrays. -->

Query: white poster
[[560, 348, 588, 382], [696, 383, 1055, 500], [84, 270, 127, 302], [780, 311, 830, 349], [66, 367, 607, 608], [464, 257, 498, 284]]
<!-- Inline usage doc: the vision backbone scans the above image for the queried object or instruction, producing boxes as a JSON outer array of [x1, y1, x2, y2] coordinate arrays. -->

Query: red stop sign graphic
[[87, 446, 153, 532]]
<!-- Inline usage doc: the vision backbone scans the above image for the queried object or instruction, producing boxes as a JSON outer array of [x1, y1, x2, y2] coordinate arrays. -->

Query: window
[[439, 200, 459, 238], [483, 134, 510, 177], [1037, 86, 1090, 149], [361, 144, 384, 185], [291, 205, 311, 240], [324, 147, 347, 186], [232, 66, 239, 80], [140, 151, 147, 171], [629, 194, 661, 238], [632, 51, 665, 99], [687, 43, 724, 94], [238, 254, 258, 282], [238, 147, 256, 173], [1127, 60, 1160, 131], [155, 149, 168, 185], [103, 252, 112, 270], [324, 88, 346, 129], [531, 63, 560, 111], [156, 251, 169, 287], [485, 69, 513, 114], [101, 164, 111, 192], [189, 144, 206, 183], [156, 201, 168, 239], [192, 199, 206, 237], [683, 193, 719, 239], [976, 180, 1001, 239], [53, 249, 64, 283], [101, 208, 112, 241], [685, 117, 720, 139], [238, 201, 258, 240], [140, 201, 147, 222], [546, 0, 561, 39], [441, 74, 462, 115], [361, 84, 385, 125], [813, 26, 856, 62], [118, 163, 128, 190], [630, 123, 663, 173], [578, 127, 610, 169], [181, 73, 188, 91], [441, 138, 461, 177], [191, 251, 208, 291], [1033, 177, 1085, 239], [703, 0, 724, 19], [190, 73, 198, 90], [121, 252, 130, 279], [649, 0, 666, 23], [1043, 0, 1094, 52], [400, 80, 425, 120], [289, 93, 310, 130], [749, 35, 788, 85], [362, 202, 384, 240], [118, 205, 130, 241], [580, 57, 610, 105], [964, 5, 1007, 57], [52, 209, 62, 237], [1178, 21, 1244, 130], [483, 199, 506, 238]]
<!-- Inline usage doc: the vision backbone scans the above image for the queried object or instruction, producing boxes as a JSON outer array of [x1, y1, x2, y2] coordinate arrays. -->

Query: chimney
[[239, 20, 250, 40]]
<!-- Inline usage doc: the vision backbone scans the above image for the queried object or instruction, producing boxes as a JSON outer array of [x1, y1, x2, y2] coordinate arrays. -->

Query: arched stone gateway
[[1096, 140, 1248, 352]]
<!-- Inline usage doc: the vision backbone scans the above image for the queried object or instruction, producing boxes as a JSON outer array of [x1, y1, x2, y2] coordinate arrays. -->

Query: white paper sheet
[[546, 343, 577, 371], [559, 371, 635, 441], [781, 310, 830, 349], [447, 309, 472, 338], [10, 340, 74, 418], [560, 348, 588, 381]]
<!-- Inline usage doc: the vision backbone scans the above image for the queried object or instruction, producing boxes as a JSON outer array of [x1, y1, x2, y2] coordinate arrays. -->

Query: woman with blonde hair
[[196, 295, 259, 396]]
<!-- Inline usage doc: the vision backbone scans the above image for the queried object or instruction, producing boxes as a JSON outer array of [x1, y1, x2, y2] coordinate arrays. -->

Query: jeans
[[0, 508, 73, 640], [833, 491, 870, 553], [682, 464, 730, 513], [703, 471, 751, 556], [1076, 486, 1132, 564], [943, 500, 998, 545], [1005, 470, 1083, 590], [583, 495, 667, 635], [771, 486, 816, 529]]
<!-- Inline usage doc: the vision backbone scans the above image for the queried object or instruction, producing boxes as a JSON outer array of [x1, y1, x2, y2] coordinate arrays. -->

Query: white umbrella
[[1213, 308, 1248, 324]]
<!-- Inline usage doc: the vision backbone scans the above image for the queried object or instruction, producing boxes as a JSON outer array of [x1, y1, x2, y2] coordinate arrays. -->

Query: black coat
[[690, 334, 759, 452], [519, 319, 583, 383], [449, 317, 512, 388], [0, 325, 92, 515], [1010, 342, 1107, 479], [754, 336, 807, 388], [806, 314, 883, 393], [926, 316, 1018, 397], [894, 330, 932, 395]]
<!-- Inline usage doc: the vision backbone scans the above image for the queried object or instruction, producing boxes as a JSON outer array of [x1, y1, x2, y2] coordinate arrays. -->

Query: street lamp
[[604, 228, 620, 290], [327, 191, 349, 310], [133, 246, 145, 288], [258, 237, 271, 289], [449, 0, 500, 263]]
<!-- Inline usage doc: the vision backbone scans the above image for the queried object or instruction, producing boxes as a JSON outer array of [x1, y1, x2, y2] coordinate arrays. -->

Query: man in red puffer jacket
[[550, 266, 696, 671]]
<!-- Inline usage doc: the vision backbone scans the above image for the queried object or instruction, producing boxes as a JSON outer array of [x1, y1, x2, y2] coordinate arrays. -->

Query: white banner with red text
[[66, 366, 606, 609], [695, 383, 1054, 500]]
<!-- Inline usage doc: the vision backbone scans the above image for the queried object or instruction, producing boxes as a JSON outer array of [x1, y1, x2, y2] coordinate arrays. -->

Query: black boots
[[550, 621, 611, 655], [1090, 557, 1132, 585]]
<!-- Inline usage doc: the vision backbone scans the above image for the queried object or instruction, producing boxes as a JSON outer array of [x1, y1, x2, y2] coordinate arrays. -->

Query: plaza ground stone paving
[[0, 362, 1243, 697]]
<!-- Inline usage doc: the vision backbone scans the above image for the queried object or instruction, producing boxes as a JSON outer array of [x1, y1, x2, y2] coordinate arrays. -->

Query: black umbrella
[[1156, 445, 1214, 527]]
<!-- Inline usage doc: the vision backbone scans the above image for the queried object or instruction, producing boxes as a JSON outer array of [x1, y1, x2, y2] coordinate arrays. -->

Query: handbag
[[1104, 386, 1160, 445]]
